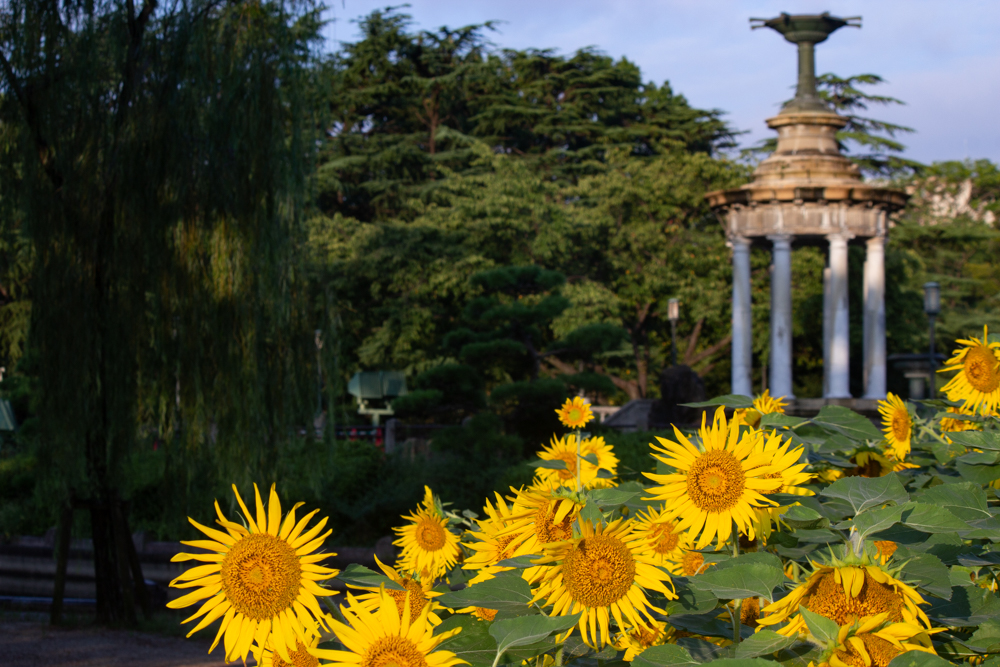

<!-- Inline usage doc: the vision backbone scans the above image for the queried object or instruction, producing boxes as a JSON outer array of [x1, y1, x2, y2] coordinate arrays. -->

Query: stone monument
[[706, 12, 908, 402]]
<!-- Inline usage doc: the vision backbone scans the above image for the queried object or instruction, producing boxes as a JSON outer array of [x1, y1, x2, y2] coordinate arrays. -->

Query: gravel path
[[1, 621, 244, 667]]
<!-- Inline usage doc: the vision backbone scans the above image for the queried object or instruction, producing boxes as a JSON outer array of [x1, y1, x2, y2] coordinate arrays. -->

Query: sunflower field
[[168, 328, 1000, 667]]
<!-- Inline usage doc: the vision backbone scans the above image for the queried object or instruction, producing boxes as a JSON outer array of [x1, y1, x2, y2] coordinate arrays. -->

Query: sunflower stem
[[575, 428, 582, 492], [731, 519, 741, 647]]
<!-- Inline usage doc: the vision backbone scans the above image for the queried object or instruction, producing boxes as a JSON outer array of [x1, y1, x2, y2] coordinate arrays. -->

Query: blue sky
[[321, 1, 1000, 165]]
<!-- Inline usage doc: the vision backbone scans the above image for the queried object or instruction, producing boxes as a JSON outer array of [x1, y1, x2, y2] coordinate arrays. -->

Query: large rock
[[657, 364, 706, 427]]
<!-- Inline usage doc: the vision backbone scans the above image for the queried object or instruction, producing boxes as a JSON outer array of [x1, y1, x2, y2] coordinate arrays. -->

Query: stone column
[[822, 266, 831, 397], [768, 235, 794, 399], [730, 236, 753, 396], [826, 233, 851, 398], [863, 235, 887, 398]]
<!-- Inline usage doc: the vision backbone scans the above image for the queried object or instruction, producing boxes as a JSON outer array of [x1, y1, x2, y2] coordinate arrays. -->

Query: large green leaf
[[911, 482, 991, 522], [734, 630, 798, 658], [631, 644, 700, 667], [682, 394, 753, 409], [437, 571, 534, 613], [900, 552, 952, 599], [435, 615, 497, 667], [800, 608, 839, 644], [760, 413, 810, 429], [489, 612, 580, 666], [692, 553, 784, 600], [968, 620, 1000, 653], [926, 585, 1000, 625], [665, 577, 726, 615], [900, 502, 971, 533], [887, 651, 961, 667], [947, 431, 1000, 452], [336, 563, 404, 590], [533, 459, 568, 470], [588, 487, 643, 508], [821, 475, 909, 515], [782, 505, 829, 530], [850, 504, 903, 539], [811, 405, 883, 441]]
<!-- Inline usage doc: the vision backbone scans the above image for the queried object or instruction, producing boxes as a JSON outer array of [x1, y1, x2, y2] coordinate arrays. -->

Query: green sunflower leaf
[[820, 474, 909, 515], [926, 585, 1000, 625], [759, 413, 810, 429], [436, 571, 534, 613], [734, 630, 798, 659], [588, 487, 643, 508], [435, 615, 498, 667], [911, 482, 990, 522], [886, 650, 961, 667], [681, 394, 753, 409], [900, 502, 971, 533], [849, 503, 903, 539], [631, 644, 700, 667], [811, 405, 883, 442], [799, 607, 839, 644], [533, 459, 568, 470], [900, 552, 952, 599], [947, 431, 1000, 452], [336, 563, 404, 590], [489, 611, 581, 666], [691, 553, 784, 600], [968, 619, 1000, 653]]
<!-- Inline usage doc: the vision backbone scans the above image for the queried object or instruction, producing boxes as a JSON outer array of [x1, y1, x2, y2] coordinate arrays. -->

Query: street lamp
[[667, 298, 680, 367], [923, 282, 940, 398]]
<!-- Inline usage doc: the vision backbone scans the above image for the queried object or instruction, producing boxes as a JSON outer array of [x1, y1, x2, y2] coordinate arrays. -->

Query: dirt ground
[[1, 620, 246, 667]]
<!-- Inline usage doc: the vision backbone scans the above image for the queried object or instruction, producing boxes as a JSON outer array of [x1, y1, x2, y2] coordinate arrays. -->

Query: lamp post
[[668, 298, 680, 367], [923, 282, 940, 398]]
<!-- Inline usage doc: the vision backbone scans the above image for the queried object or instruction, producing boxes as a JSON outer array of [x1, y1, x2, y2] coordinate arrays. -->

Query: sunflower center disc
[[362, 636, 429, 667], [682, 551, 706, 576], [415, 517, 446, 551], [803, 570, 904, 626], [686, 450, 745, 512], [652, 522, 679, 554], [891, 412, 910, 442], [535, 501, 575, 544], [272, 639, 320, 667], [387, 578, 427, 618], [562, 534, 635, 607], [556, 453, 577, 481], [965, 345, 1000, 393], [220, 532, 301, 621], [836, 633, 900, 667]]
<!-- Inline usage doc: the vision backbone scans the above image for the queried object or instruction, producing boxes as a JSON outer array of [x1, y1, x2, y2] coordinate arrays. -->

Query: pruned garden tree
[[0, 0, 322, 625]]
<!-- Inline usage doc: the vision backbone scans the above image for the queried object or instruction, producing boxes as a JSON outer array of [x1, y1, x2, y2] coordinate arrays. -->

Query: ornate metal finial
[[750, 12, 861, 113]]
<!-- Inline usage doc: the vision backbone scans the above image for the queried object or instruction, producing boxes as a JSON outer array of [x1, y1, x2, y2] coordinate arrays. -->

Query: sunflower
[[531, 518, 676, 648], [878, 394, 912, 461], [873, 541, 898, 565], [393, 486, 462, 582], [532, 434, 619, 491], [940, 404, 991, 433], [757, 552, 931, 637], [349, 555, 443, 626], [310, 590, 465, 667], [463, 492, 536, 577], [939, 326, 1000, 414], [556, 396, 594, 429], [631, 506, 693, 574], [735, 390, 788, 428], [615, 620, 674, 661], [499, 487, 584, 584], [643, 407, 785, 549], [815, 613, 938, 667], [167, 484, 338, 664], [681, 551, 710, 577], [253, 625, 322, 667], [747, 431, 813, 542]]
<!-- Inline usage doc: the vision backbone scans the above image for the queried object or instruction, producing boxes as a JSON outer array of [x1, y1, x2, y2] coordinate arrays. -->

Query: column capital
[[727, 235, 751, 250], [767, 234, 793, 248], [826, 231, 854, 245], [865, 234, 886, 248]]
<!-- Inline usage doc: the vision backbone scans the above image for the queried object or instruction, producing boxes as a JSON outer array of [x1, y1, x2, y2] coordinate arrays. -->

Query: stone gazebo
[[706, 13, 908, 401]]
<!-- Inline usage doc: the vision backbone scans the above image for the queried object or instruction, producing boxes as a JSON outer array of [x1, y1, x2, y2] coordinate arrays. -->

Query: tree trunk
[[90, 492, 137, 626], [50, 504, 73, 625]]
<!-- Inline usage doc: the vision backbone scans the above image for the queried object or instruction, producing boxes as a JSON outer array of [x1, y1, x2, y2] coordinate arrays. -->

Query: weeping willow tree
[[0, 0, 323, 624]]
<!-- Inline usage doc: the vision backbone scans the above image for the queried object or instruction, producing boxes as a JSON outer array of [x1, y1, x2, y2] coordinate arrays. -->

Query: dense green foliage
[[0, 3, 996, 585]]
